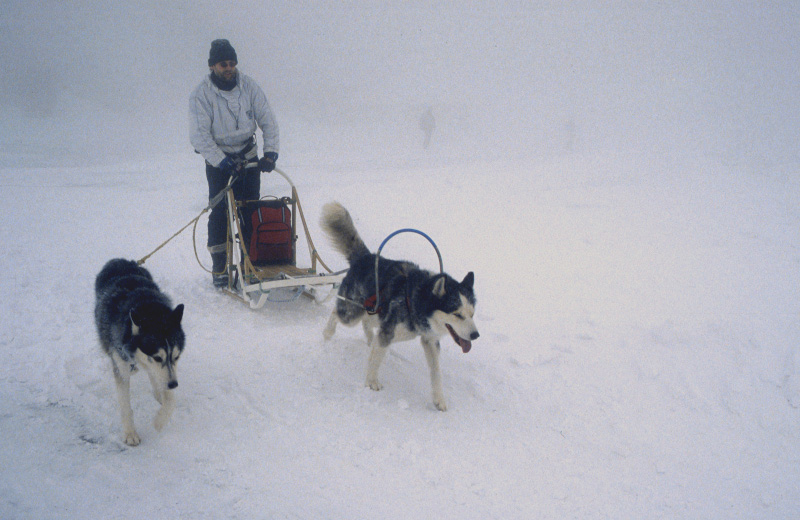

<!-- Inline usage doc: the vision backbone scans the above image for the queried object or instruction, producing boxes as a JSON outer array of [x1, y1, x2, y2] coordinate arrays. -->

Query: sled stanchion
[[372, 228, 443, 314], [274, 167, 336, 275]]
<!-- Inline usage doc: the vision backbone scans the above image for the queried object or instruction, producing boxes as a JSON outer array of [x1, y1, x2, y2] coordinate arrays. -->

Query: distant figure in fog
[[419, 106, 436, 149], [189, 39, 280, 288]]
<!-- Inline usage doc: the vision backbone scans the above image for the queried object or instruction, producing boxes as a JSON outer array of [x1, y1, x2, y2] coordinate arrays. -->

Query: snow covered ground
[[2, 2, 799, 519]]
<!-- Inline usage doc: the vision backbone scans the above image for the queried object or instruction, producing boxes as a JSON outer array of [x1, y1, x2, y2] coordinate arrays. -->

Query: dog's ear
[[432, 275, 447, 298], [171, 304, 184, 326], [129, 309, 141, 336], [461, 271, 474, 290]]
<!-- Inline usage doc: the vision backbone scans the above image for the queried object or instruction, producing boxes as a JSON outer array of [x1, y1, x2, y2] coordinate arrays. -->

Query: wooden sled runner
[[219, 168, 346, 309]]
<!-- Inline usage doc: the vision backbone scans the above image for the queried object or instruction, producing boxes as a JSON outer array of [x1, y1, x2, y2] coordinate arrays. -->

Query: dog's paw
[[123, 430, 141, 446], [153, 409, 173, 432], [322, 315, 337, 340], [433, 395, 448, 412], [366, 379, 383, 391]]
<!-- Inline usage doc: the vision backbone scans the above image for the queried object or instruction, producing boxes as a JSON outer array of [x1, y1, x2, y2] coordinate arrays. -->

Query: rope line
[[137, 172, 240, 268], [138, 212, 206, 267]]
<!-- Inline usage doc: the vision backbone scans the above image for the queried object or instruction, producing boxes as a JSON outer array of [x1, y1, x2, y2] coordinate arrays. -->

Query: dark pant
[[206, 163, 260, 254]]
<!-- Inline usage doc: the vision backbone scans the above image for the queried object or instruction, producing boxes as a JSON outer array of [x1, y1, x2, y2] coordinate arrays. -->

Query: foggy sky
[[2, 1, 798, 168]]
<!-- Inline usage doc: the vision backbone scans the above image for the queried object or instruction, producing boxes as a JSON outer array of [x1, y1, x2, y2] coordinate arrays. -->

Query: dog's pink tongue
[[447, 325, 472, 353]]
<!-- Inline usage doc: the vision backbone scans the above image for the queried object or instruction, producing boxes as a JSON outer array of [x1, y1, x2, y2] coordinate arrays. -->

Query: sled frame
[[220, 169, 346, 309]]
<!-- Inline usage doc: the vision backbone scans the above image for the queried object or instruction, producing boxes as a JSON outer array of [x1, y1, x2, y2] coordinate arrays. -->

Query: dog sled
[[213, 168, 346, 309]]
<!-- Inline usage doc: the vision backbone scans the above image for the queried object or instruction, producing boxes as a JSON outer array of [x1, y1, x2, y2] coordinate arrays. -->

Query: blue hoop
[[372, 228, 443, 313]]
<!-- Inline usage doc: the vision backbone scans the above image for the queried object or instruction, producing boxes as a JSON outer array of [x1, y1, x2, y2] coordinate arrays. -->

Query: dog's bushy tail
[[320, 202, 370, 265]]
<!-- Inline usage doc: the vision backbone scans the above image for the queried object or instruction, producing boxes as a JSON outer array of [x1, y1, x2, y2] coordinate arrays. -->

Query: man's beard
[[210, 70, 237, 91]]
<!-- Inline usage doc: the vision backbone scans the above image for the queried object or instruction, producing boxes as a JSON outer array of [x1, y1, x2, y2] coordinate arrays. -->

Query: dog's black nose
[[168, 381, 178, 389], [470, 331, 480, 340]]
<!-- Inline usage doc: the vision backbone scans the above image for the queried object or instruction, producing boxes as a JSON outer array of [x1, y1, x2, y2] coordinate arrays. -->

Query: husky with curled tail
[[320, 202, 479, 411], [94, 258, 185, 446]]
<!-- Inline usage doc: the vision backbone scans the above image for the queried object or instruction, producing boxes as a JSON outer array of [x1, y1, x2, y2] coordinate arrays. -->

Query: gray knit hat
[[208, 39, 237, 66]]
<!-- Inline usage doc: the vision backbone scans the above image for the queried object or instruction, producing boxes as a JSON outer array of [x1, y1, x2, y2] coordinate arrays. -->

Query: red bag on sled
[[247, 200, 293, 265]]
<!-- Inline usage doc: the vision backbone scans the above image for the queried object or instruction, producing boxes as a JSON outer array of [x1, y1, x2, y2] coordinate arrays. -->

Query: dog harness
[[338, 274, 412, 316]]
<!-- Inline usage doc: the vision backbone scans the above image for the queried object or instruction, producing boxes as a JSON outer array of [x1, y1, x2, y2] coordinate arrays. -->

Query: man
[[189, 39, 279, 287]]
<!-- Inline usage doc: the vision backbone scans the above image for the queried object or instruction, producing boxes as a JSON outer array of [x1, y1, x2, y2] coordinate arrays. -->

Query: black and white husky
[[320, 202, 479, 411], [94, 259, 185, 446]]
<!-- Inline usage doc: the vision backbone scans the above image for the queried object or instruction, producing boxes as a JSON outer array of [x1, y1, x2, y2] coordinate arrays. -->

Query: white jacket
[[189, 71, 279, 167]]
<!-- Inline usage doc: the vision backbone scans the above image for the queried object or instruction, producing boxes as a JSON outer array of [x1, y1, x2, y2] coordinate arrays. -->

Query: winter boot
[[211, 252, 228, 288]]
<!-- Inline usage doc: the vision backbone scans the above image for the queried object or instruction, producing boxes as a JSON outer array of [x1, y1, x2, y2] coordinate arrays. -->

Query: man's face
[[210, 60, 237, 81]]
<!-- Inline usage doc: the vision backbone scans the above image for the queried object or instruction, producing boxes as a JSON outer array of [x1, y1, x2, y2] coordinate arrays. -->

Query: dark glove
[[258, 152, 278, 173], [218, 156, 237, 173]]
